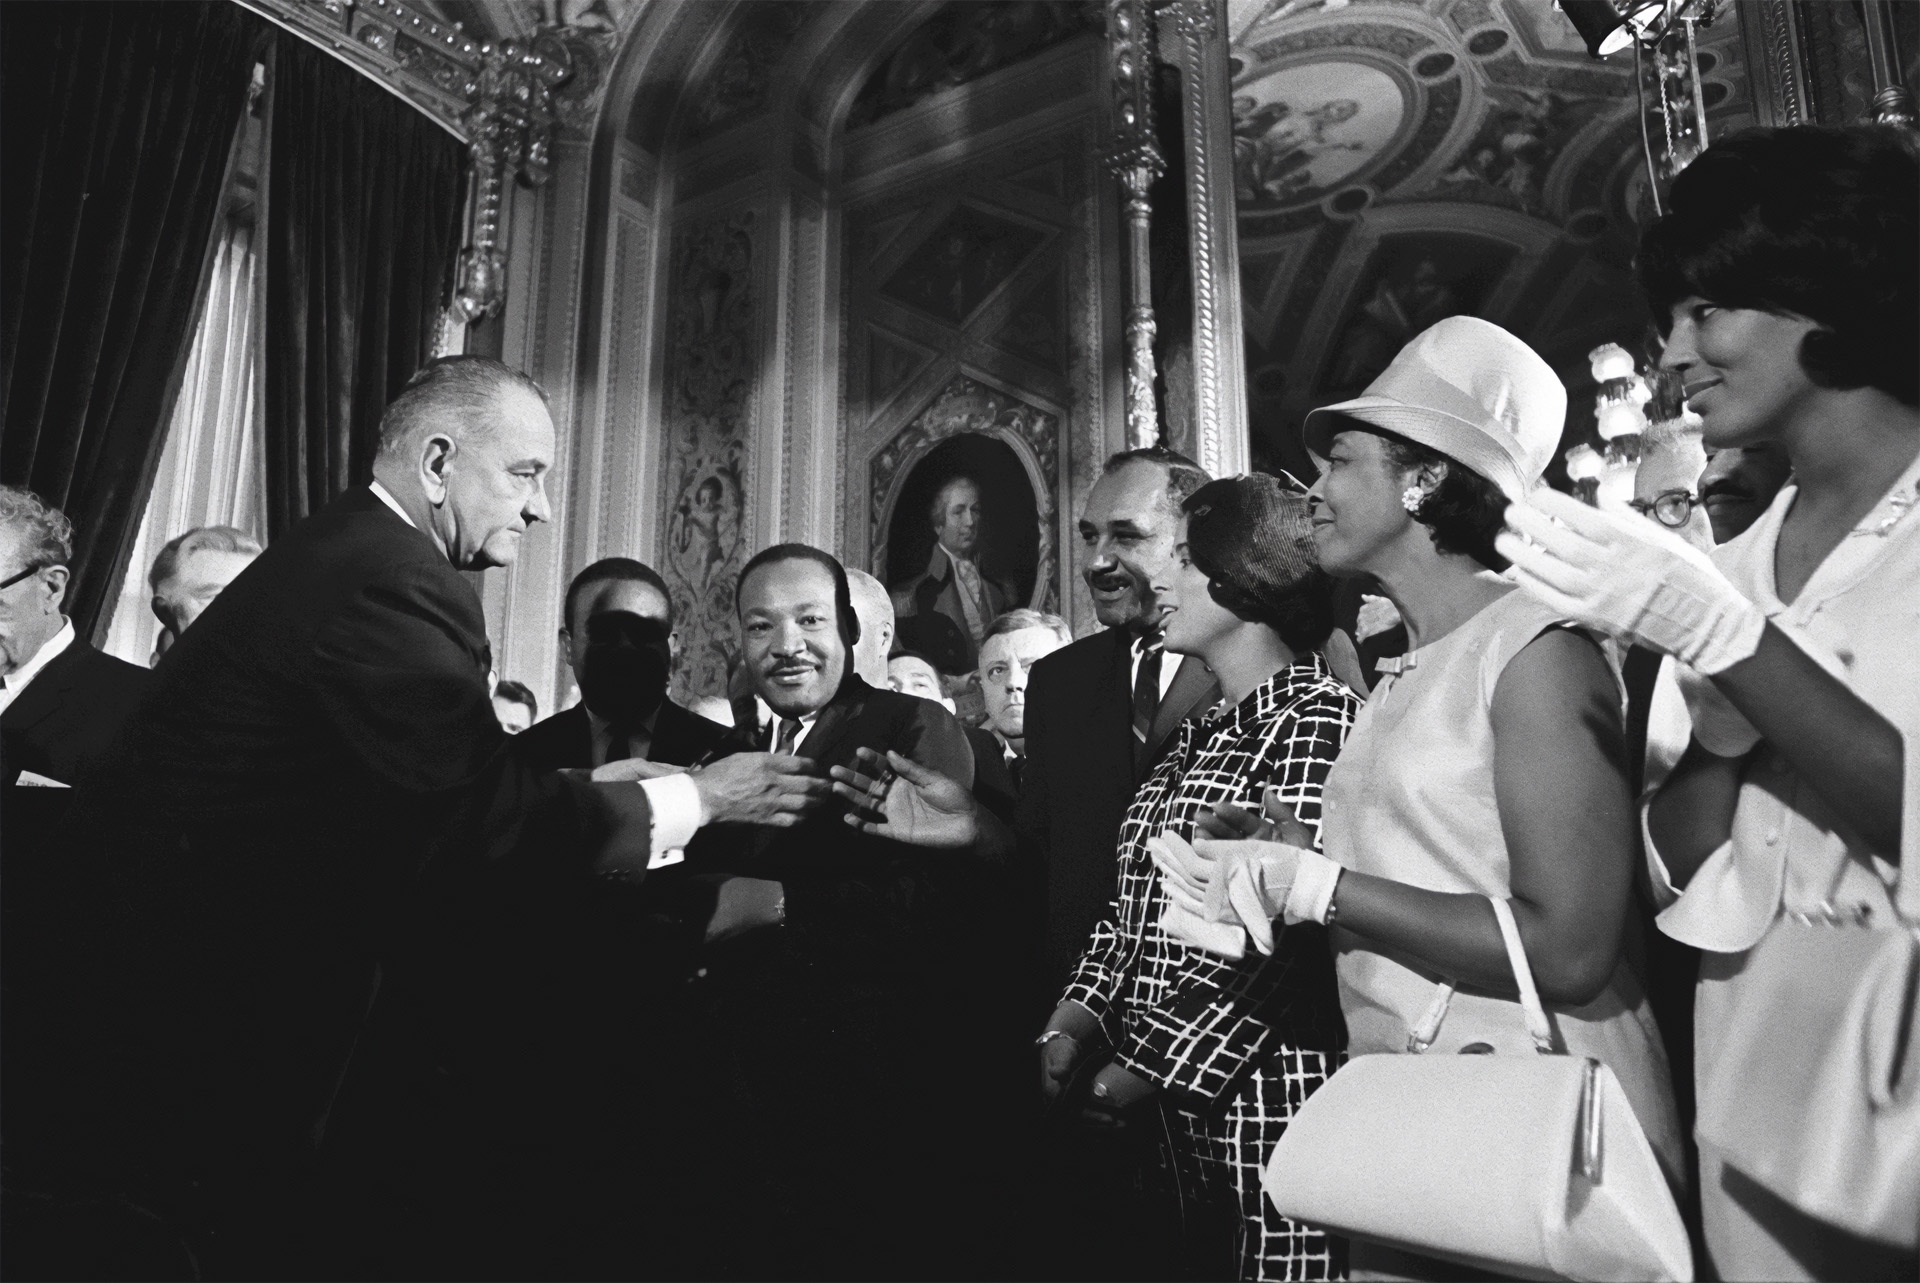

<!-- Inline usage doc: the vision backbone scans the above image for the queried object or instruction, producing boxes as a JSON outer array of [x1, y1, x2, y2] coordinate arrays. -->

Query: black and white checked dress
[[1062, 653, 1359, 1281]]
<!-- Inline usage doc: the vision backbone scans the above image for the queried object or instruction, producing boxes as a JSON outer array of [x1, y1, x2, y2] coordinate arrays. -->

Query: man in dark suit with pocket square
[[11, 358, 828, 1281]]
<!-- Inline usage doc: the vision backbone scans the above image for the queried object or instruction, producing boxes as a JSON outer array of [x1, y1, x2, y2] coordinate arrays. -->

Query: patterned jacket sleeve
[[1112, 688, 1355, 1098]]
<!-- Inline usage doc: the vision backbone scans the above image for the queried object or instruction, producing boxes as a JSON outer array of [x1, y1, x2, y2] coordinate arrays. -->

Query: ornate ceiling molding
[[239, 0, 618, 141], [240, 0, 621, 321]]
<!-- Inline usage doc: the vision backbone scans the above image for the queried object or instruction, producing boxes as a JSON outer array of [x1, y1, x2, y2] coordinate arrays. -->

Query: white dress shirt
[[752, 696, 818, 752], [0, 617, 75, 716], [368, 479, 417, 529]]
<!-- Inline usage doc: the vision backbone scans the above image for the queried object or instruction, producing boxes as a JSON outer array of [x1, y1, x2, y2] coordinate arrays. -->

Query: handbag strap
[[1900, 753, 1919, 923], [1489, 897, 1557, 1055], [1405, 900, 1557, 1055]]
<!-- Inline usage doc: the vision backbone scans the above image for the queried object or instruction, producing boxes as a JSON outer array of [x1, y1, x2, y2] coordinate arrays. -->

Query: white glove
[[1672, 618, 1851, 758], [1146, 832, 1213, 917], [1158, 901, 1248, 960], [1497, 489, 1765, 675], [1355, 593, 1402, 643], [1187, 840, 1344, 955], [1673, 664, 1762, 757]]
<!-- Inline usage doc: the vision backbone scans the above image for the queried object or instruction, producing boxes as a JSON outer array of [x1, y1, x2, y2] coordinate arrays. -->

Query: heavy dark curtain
[[265, 38, 467, 538], [0, 2, 264, 641]]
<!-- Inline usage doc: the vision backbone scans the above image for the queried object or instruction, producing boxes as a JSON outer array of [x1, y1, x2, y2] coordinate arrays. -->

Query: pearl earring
[[1401, 485, 1424, 513]]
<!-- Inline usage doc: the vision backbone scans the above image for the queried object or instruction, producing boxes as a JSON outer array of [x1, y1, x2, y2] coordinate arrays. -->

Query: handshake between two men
[[587, 745, 984, 846]]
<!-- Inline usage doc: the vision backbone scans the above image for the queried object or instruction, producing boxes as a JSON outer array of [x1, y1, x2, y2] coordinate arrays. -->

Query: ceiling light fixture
[[1558, 0, 1666, 59]]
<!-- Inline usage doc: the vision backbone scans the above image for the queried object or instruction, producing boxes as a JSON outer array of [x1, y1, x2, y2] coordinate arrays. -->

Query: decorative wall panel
[[658, 210, 756, 700]]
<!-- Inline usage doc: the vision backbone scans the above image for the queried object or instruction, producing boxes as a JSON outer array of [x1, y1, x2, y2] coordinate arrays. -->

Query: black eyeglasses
[[1627, 489, 1698, 529], [0, 564, 47, 592]]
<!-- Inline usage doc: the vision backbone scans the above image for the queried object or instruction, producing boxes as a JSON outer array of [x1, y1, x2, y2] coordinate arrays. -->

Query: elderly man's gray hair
[[0, 484, 74, 571], [376, 355, 550, 458], [149, 526, 263, 592]]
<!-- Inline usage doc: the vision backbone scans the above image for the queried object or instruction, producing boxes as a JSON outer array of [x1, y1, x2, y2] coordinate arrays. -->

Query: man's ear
[[419, 434, 457, 504], [669, 629, 681, 660], [42, 564, 69, 610], [150, 594, 177, 632]]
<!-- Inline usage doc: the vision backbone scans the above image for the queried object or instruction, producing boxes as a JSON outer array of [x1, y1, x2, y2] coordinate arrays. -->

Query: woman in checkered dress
[[1038, 475, 1361, 1281]]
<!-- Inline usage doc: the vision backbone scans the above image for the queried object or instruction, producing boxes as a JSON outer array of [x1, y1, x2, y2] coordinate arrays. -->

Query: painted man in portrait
[[891, 474, 1018, 676]]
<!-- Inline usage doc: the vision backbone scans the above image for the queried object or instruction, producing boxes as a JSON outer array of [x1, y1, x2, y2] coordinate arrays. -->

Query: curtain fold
[[0, 1, 263, 641], [264, 38, 467, 539]]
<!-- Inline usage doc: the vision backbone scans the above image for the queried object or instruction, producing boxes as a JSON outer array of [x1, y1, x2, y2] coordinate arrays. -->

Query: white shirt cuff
[[638, 772, 703, 866]]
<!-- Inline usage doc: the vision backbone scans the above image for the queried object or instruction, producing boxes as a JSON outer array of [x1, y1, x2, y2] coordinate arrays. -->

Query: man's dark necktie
[[771, 717, 803, 755], [1132, 638, 1164, 770], [606, 727, 632, 764]]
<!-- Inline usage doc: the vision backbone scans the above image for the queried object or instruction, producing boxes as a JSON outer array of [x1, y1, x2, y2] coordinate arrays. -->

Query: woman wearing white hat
[[1158, 315, 1684, 1276]]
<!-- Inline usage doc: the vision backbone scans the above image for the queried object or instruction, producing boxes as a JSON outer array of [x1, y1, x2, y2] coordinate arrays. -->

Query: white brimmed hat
[[1302, 316, 1566, 498]]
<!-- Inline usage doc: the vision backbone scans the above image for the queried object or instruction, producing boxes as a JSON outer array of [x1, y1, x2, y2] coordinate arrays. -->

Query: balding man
[[147, 525, 261, 663], [845, 567, 895, 687], [30, 358, 825, 1278]]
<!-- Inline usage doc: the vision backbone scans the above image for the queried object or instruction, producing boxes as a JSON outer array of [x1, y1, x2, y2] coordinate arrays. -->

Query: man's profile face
[[153, 547, 258, 636], [977, 626, 1065, 743], [933, 479, 982, 558], [887, 654, 952, 712], [0, 527, 68, 679], [564, 578, 673, 680], [740, 558, 847, 718], [492, 695, 533, 735], [1079, 462, 1181, 631], [439, 387, 556, 570]]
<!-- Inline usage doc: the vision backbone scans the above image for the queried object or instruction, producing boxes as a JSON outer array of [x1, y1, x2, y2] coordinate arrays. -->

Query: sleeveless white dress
[[1320, 587, 1684, 1190]]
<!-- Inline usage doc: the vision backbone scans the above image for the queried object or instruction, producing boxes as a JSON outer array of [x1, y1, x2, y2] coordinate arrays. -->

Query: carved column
[[1162, 0, 1248, 478], [1860, 0, 1918, 128], [1104, 0, 1165, 452]]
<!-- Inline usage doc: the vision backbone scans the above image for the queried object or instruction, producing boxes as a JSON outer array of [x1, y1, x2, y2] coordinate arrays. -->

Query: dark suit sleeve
[[894, 698, 975, 788], [309, 562, 649, 871]]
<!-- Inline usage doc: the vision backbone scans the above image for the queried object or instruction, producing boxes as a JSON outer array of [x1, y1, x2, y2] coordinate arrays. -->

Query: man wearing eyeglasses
[[1628, 422, 1715, 552], [0, 484, 148, 790]]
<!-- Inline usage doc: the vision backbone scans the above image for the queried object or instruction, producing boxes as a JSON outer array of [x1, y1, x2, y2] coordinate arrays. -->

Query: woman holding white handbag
[[1158, 315, 1687, 1280], [1500, 126, 1919, 1281]]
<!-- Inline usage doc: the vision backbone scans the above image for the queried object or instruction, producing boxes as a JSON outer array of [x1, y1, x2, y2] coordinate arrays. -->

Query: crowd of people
[[0, 124, 1914, 1283]]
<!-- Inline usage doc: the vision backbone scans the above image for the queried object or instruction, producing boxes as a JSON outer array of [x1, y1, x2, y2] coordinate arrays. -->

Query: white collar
[[368, 480, 418, 530], [2, 617, 75, 693]]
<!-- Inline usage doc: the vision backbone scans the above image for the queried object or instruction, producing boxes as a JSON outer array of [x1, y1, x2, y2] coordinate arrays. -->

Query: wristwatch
[[1034, 1029, 1078, 1049]]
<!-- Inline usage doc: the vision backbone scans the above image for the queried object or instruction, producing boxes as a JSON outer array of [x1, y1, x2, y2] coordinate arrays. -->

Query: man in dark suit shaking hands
[[15, 358, 826, 1280]]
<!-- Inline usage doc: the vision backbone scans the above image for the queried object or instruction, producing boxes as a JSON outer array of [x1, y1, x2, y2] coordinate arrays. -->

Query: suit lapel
[[0, 639, 88, 734], [796, 681, 863, 765], [1146, 654, 1217, 761]]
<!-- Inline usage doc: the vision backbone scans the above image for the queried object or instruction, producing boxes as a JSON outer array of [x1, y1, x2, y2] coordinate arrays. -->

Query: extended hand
[[1082, 1062, 1156, 1128], [829, 747, 978, 848], [1194, 787, 1314, 845], [1497, 489, 1764, 674], [690, 752, 831, 827], [591, 757, 681, 782]]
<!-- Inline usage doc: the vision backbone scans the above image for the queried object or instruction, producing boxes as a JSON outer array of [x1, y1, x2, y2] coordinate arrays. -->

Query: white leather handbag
[[1694, 866, 1920, 1249], [1262, 898, 1692, 1282]]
